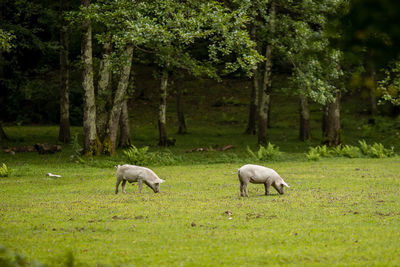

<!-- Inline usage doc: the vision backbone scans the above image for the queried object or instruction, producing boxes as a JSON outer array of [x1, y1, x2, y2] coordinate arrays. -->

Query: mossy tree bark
[[158, 69, 168, 147], [81, 0, 98, 155], [322, 93, 341, 146], [96, 39, 113, 142], [118, 99, 131, 148], [106, 44, 134, 154], [58, 0, 70, 143]]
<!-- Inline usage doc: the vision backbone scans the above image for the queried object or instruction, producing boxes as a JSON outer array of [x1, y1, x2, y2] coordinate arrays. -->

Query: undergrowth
[[306, 140, 396, 161]]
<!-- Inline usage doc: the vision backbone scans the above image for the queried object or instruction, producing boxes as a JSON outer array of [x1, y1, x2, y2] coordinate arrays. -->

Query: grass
[[1, 76, 400, 265], [1, 153, 400, 266]]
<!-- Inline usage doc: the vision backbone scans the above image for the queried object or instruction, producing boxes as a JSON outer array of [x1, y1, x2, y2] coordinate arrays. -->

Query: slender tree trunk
[[245, 26, 260, 135], [96, 39, 113, 141], [58, 0, 70, 143], [299, 91, 310, 141], [322, 93, 341, 146], [118, 99, 131, 148], [257, 1, 276, 144], [158, 69, 168, 146], [369, 69, 377, 118], [0, 122, 8, 141], [81, 0, 97, 155], [176, 82, 187, 134], [106, 45, 134, 154]]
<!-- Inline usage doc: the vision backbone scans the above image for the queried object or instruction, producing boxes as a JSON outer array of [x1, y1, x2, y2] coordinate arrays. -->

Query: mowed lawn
[[1, 158, 400, 266]]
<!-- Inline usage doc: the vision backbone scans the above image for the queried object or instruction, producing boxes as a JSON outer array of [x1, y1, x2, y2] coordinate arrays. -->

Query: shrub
[[247, 143, 282, 161], [0, 163, 10, 177]]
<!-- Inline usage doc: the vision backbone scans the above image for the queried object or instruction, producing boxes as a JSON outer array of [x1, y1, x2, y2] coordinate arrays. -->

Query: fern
[[306, 147, 321, 161], [123, 145, 150, 165], [0, 163, 10, 177], [247, 143, 282, 161]]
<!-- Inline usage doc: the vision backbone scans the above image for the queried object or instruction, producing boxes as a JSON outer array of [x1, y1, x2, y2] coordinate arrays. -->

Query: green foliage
[[0, 163, 10, 177], [0, 29, 15, 52], [123, 145, 150, 166], [378, 60, 400, 106], [332, 145, 361, 158], [358, 140, 395, 158], [124, 145, 181, 166], [306, 141, 396, 160], [305, 147, 322, 161], [247, 143, 282, 161]]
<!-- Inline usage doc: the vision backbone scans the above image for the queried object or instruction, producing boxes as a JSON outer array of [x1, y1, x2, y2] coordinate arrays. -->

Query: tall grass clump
[[358, 140, 395, 158], [0, 163, 10, 177], [247, 143, 282, 161]]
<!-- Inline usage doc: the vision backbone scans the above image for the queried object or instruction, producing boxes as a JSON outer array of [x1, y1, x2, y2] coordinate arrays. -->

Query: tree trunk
[[322, 93, 341, 146], [106, 44, 134, 154], [96, 39, 113, 141], [257, 1, 276, 144], [58, 0, 70, 143], [369, 69, 377, 118], [81, 0, 97, 155], [245, 26, 260, 135], [299, 91, 310, 141], [158, 69, 168, 146], [176, 82, 187, 134], [118, 99, 131, 148]]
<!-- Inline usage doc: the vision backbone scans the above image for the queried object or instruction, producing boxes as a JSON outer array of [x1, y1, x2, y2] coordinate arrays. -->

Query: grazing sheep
[[115, 165, 165, 194], [238, 164, 289, 197]]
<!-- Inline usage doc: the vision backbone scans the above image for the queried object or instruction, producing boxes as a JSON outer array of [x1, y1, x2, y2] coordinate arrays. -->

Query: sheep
[[115, 165, 165, 194], [237, 164, 289, 197]]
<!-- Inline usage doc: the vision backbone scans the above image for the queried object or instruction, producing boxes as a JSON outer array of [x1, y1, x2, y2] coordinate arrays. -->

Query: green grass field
[[1, 148, 400, 266]]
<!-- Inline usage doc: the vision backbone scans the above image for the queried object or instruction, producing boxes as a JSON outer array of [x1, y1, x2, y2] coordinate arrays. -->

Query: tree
[[134, 0, 260, 146], [80, 0, 98, 155], [58, 0, 71, 143], [0, 29, 14, 141]]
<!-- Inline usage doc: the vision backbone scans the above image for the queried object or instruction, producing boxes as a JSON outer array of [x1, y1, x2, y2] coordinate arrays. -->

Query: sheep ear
[[158, 179, 165, 183], [282, 181, 290, 188]]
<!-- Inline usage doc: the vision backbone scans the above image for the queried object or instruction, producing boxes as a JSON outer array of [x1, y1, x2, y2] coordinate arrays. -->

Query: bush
[[0, 163, 10, 177], [247, 143, 282, 161]]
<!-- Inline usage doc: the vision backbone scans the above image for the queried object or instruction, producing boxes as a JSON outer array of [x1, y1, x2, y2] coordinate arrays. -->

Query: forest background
[[0, 0, 400, 154]]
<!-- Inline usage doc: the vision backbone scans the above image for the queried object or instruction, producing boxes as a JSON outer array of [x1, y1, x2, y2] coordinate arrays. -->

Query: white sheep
[[115, 165, 165, 194], [238, 164, 289, 197]]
